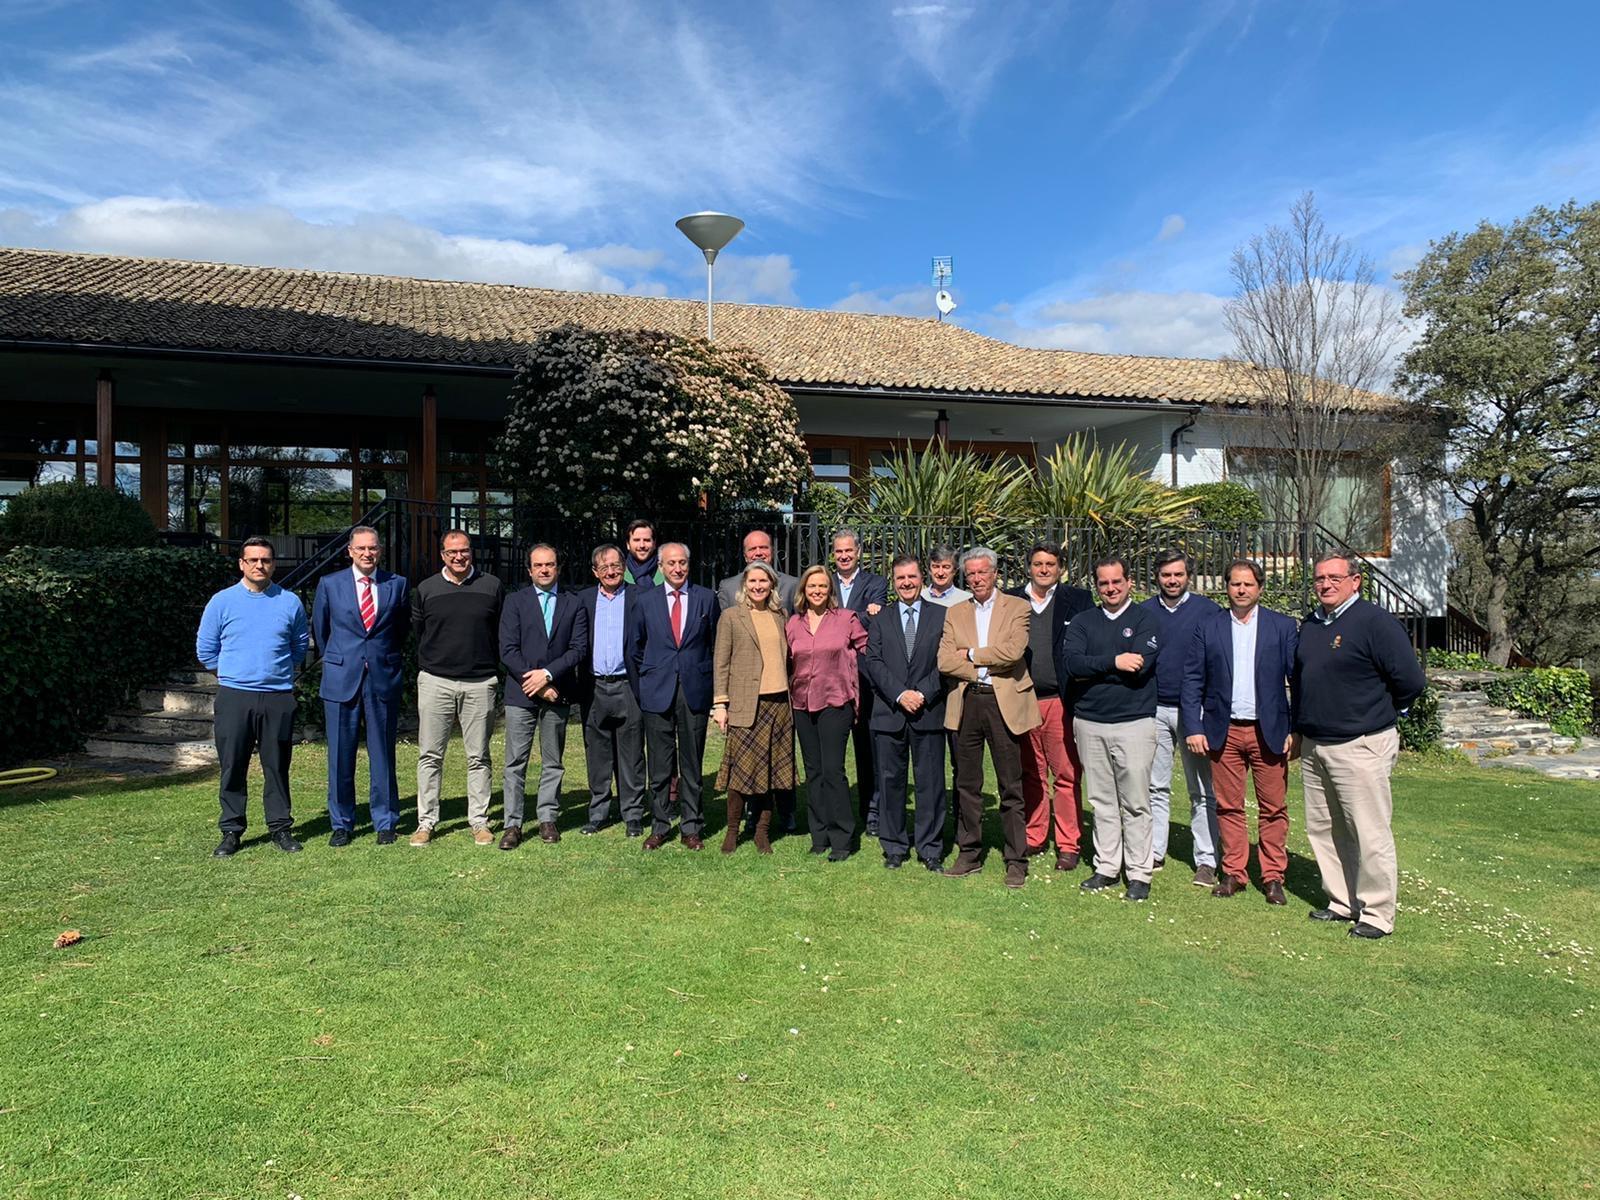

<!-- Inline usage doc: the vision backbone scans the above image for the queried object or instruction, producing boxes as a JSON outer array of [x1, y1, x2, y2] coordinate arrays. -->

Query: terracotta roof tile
[[0, 247, 1388, 408]]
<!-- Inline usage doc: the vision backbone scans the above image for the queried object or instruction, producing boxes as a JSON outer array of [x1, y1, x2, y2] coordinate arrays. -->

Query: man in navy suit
[[627, 542, 718, 850], [864, 554, 949, 872], [499, 544, 590, 849], [1180, 558, 1299, 905], [831, 527, 889, 835], [313, 525, 408, 846]]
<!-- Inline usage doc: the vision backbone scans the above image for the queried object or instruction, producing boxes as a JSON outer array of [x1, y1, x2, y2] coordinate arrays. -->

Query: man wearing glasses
[[1292, 551, 1426, 940], [410, 530, 505, 846], [197, 536, 310, 857]]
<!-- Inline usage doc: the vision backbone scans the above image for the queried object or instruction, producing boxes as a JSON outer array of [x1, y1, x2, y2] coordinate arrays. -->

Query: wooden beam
[[95, 371, 115, 489], [140, 417, 168, 529], [420, 386, 438, 503]]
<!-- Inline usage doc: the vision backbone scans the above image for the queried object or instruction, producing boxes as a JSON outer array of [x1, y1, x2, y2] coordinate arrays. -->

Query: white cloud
[[986, 290, 1234, 359], [884, 1, 1051, 123], [1157, 213, 1186, 241], [830, 284, 943, 318], [705, 254, 801, 305], [0, 197, 637, 291]]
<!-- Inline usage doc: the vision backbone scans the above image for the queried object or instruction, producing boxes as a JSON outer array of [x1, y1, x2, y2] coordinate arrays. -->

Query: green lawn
[[2, 733, 1597, 1200]]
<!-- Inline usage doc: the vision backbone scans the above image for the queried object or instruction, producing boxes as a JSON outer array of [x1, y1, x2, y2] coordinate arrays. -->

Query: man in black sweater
[[1293, 552, 1426, 940], [410, 530, 505, 846], [1058, 556, 1162, 901]]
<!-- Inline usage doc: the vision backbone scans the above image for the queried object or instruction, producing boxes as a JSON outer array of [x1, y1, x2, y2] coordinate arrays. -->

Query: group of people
[[195, 520, 1426, 938]]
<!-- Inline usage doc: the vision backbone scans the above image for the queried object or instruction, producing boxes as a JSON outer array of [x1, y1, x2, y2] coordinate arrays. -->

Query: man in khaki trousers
[[1291, 553, 1426, 939]]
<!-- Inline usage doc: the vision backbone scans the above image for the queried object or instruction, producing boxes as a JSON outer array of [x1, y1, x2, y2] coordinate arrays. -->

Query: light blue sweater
[[195, 581, 310, 692]]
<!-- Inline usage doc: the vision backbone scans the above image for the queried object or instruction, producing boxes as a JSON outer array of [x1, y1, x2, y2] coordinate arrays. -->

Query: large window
[[1226, 448, 1391, 555]]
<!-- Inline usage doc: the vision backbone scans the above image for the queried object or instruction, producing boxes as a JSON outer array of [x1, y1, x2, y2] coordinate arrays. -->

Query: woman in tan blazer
[[711, 562, 796, 853]]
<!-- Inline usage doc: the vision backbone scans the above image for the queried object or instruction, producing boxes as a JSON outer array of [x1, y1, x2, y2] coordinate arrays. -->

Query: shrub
[[1426, 649, 1498, 670], [0, 481, 158, 549], [1398, 683, 1442, 751], [1178, 481, 1265, 525], [1484, 667, 1594, 739], [0, 547, 235, 765]]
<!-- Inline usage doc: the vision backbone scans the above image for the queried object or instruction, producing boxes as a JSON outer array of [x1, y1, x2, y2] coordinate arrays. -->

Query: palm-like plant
[[1031, 436, 1192, 527], [864, 441, 1031, 525]]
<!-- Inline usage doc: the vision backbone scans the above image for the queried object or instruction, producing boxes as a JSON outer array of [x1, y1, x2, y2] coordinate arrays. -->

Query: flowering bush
[[494, 325, 811, 517]]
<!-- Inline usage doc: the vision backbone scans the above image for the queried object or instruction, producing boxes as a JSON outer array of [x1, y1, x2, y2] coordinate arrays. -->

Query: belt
[[595, 673, 629, 682], [1229, 718, 1258, 725], [967, 681, 995, 693]]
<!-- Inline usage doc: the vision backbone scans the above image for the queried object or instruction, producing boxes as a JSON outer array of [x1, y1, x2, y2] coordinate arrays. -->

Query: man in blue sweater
[[1139, 550, 1221, 884], [1292, 552, 1427, 940], [1059, 556, 1163, 901], [196, 536, 310, 857]]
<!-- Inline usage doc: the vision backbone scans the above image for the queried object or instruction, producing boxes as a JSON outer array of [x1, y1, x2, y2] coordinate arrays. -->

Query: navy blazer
[[499, 585, 590, 709], [571, 583, 642, 703], [313, 567, 408, 703], [1005, 583, 1094, 705], [864, 599, 948, 734], [626, 581, 719, 714], [836, 570, 889, 623], [1180, 605, 1299, 752]]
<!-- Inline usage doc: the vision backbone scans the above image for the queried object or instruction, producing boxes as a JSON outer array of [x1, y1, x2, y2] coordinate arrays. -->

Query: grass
[[2, 733, 1597, 1199]]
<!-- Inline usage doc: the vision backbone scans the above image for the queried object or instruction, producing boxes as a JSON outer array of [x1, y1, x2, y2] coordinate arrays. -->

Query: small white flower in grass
[[788, 1027, 799, 1035]]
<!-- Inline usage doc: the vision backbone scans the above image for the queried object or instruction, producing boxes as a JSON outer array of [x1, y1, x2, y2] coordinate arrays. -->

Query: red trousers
[[1020, 696, 1085, 854], [1210, 720, 1289, 884]]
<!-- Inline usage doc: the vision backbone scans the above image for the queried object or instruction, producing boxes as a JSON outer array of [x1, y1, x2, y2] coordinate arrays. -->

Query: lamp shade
[[675, 212, 745, 258]]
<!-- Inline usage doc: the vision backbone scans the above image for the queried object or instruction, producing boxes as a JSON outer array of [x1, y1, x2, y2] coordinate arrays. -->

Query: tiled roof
[[0, 247, 1377, 407]]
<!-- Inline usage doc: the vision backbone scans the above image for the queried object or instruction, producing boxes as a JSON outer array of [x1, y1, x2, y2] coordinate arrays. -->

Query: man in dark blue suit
[[1180, 558, 1299, 904], [831, 527, 889, 835], [864, 554, 949, 872], [499, 543, 589, 849], [313, 525, 408, 846], [627, 541, 718, 850]]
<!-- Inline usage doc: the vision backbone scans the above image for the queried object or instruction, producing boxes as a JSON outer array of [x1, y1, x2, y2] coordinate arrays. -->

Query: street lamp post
[[675, 211, 744, 340]]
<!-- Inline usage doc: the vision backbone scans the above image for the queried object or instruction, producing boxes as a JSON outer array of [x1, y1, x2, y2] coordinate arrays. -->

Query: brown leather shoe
[[682, 834, 704, 851], [1004, 863, 1027, 889], [1211, 875, 1248, 898], [472, 826, 494, 847], [753, 808, 773, 855], [943, 856, 982, 878], [539, 821, 560, 844], [1192, 865, 1218, 888], [498, 826, 523, 851], [1264, 880, 1287, 906], [643, 833, 666, 851], [1055, 851, 1080, 872]]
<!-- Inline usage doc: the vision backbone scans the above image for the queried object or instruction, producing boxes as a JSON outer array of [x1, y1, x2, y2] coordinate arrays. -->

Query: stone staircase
[[83, 669, 220, 770], [1431, 670, 1581, 761]]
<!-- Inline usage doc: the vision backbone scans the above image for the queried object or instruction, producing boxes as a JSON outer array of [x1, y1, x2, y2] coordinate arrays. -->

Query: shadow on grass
[[0, 761, 217, 810]]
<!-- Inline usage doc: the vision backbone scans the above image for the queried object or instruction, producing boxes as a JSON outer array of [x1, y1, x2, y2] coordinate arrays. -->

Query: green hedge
[[0, 546, 234, 765], [1177, 481, 1265, 525], [1426, 649, 1498, 670], [1484, 668, 1593, 739], [1398, 684, 1442, 751], [0, 481, 158, 549]]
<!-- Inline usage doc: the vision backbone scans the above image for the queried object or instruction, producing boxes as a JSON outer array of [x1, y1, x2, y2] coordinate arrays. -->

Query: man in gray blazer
[[717, 529, 798, 612]]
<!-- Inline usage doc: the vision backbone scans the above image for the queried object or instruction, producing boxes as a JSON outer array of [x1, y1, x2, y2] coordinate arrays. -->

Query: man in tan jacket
[[938, 546, 1042, 888]]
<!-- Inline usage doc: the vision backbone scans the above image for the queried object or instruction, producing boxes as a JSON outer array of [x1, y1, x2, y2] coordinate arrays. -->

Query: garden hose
[[0, 766, 58, 787]]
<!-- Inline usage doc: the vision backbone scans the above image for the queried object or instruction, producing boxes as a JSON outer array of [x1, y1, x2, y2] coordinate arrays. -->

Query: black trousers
[[954, 689, 1028, 868], [643, 682, 709, 837], [796, 704, 855, 855], [851, 680, 878, 828], [214, 686, 297, 835], [874, 725, 948, 866], [582, 677, 648, 826]]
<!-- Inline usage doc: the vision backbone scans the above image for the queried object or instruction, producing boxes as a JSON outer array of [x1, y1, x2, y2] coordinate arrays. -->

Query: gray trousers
[[416, 670, 496, 830], [582, 677, 647, 825], [1151, 704, 1219, 867], [503, 701, 571, 827], [1074, 715, 1157, 884]]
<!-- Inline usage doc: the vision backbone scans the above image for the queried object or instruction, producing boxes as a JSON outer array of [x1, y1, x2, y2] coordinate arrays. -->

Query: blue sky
[[2, 0, 1597, 360]]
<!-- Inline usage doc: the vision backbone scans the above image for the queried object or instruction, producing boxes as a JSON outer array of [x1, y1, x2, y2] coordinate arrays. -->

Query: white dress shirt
[[1027, 583, 1056, 615], [971, 593, 995, 684], [1229, 607, 1259, 720]]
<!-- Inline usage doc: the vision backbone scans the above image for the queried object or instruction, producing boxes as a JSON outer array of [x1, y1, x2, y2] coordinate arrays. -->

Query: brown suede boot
[[754, 805, 774, 855], [722, 792, 745, 854]]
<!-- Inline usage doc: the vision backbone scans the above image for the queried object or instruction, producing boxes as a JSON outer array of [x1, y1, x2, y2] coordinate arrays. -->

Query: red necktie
[[359, 576, 375, 632], [670, 590, 683, 646]]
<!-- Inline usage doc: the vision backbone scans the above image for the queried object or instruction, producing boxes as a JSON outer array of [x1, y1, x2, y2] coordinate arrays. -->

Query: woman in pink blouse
[[787, 564, 870, 861]]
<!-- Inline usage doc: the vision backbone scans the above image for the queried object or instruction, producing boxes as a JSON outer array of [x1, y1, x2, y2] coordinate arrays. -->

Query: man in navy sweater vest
[[1292, 552, 1426, 940], [1139, 549, 1221, 883], [1059, 556, 1162, 901]]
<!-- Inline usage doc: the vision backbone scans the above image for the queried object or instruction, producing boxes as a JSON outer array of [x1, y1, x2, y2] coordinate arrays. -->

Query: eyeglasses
[[1312, 573, 1352, 585], [241, 557, 274, 566], [443, 549, 472, 557]]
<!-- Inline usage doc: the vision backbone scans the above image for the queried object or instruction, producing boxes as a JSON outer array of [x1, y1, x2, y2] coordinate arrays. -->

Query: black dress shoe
[[1349, 922, 1390, 939], [625, 821, 643, 838], [212, 832, 241, 858], [499, 826, 524, 851], [1080, 873, 1118, 892], [376, 830, 397, 845], [580, 821, 602, 836], [921, 859, 945, 874], [270, 831, 303, 853], [1124, 880, 1150, 902], [809, 845, 828, 856], [827, 850, 851, 862], [883, 856, 905, 869], [329, 829, 353, 848], [1308, 907, 1353, 923], [866, 822, 879, 838]]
